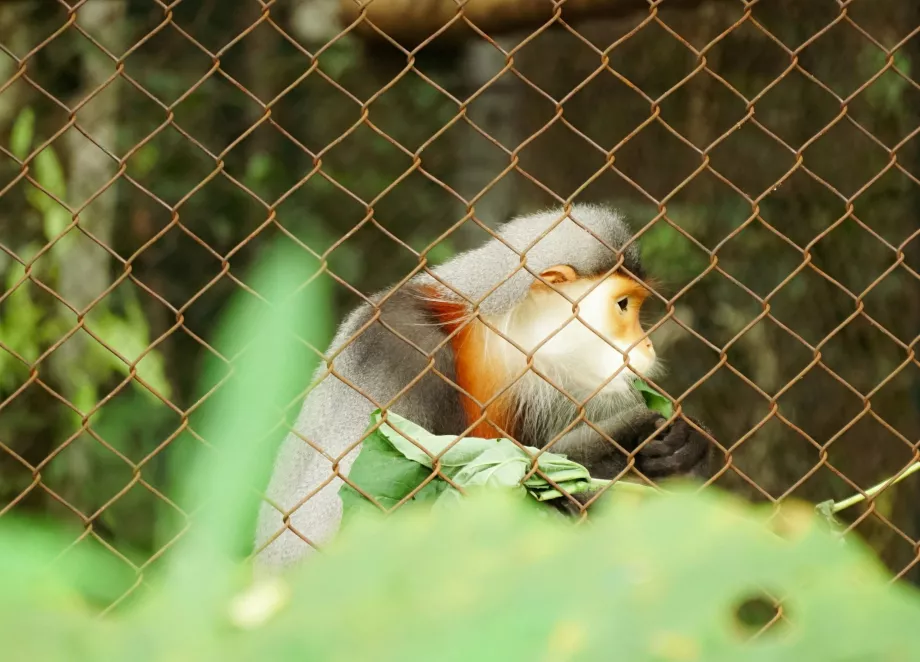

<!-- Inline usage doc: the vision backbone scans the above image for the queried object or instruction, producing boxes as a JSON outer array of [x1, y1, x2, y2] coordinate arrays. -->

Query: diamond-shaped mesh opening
[[562, 69, 654, 150], [862, 267, 920, 344], [723, 317, 816, 396], [803, 118, 892, 198], [819, 314, 912, 395], [799, 19, 891, 100], [607, 19, 700, 101], [658, 69, 750, 150], [717, 220, 805, 297], [754, 68, 841, 150], [769, 267, 859, 347], [758, 167, 848, 248], [121, 22, 214, 106], [731, 416, 821, 501], [704, 18, 792, 101], [709, 119, 797, 196], [124, 123, 217, 207], [3, 0, 920, 620], [614, 120, 704, 200]]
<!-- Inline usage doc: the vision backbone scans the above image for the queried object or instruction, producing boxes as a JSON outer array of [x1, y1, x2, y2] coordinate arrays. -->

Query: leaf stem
[[588, 478, 653, 493], [830, 461, 920, 514]]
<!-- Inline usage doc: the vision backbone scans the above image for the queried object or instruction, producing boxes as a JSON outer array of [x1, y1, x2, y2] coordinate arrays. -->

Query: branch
[[828, 461, 920, 515], [338, 0, 717, 47]]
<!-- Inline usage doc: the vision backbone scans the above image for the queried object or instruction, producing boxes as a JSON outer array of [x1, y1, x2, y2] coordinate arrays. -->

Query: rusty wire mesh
[[0, 0, 919, 613]]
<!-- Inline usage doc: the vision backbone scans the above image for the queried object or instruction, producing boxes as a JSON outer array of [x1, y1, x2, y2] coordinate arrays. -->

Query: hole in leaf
[[733, 593, 784, 637]]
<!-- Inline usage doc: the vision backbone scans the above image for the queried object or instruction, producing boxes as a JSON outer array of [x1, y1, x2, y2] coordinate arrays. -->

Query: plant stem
[[831, 461, 920, 514], [589, 478, 654, 493]]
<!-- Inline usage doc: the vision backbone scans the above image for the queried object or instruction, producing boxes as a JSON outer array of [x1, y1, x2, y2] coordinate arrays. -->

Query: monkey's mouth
[[605, 358, 659, 388]]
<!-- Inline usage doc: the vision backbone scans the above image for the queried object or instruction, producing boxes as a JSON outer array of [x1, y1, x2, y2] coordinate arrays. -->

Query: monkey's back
[[254, 288, 465, 569]]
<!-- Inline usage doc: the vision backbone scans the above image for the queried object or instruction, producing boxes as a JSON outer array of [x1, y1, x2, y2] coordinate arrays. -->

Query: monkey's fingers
[[624, 410, 671, 448], [636, 417, 694, 458], [636, 425, 711, 478]]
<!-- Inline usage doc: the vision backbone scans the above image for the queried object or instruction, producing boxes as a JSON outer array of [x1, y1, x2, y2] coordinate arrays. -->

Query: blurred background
[[1, 0, 918, 585]]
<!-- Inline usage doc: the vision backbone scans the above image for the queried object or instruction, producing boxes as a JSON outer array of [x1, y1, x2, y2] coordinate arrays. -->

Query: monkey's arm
[[544, 408, 713, 514]]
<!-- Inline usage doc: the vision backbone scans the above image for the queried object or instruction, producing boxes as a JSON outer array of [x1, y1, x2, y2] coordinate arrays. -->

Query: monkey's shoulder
[[330, 290, 449, 370]]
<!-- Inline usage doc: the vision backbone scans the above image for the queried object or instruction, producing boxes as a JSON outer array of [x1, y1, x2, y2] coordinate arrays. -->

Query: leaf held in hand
[[339, 411, 605, 526], [633, 378, 674, 417]]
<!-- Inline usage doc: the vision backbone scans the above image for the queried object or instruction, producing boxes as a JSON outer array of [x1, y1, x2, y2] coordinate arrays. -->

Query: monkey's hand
[[631, 410, 713, 480], [543, 410, 714, 517]]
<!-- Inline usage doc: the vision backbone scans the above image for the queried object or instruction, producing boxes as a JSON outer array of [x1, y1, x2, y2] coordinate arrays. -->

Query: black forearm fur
[[545, 408, 715, 516]]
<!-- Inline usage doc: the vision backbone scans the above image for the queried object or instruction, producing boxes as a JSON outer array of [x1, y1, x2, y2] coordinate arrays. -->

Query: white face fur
[[490, 274, 658, 399]]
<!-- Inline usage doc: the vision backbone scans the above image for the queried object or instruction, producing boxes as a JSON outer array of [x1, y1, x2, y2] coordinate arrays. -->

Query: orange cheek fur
[[605, 276, 653, 355], [420, 286, 514, 439], [452, 321, 515, 439], [421, 273, 653, 440]]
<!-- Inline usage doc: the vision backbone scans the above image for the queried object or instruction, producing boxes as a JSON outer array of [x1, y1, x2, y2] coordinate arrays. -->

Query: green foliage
[[858, 46, 913, 115], [87, 296, 172, 400], [2, 239, 920, 661], [0, 260, 68, 383], [9, 107, 35, 160], [278, 489, 920, 662], [23, 142, 71, 242], [339, 410, 610, 528], [1, 105, 176, 552]]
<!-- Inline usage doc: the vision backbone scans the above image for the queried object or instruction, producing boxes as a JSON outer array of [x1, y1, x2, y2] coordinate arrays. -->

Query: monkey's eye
[[616, 297, 629, 312]]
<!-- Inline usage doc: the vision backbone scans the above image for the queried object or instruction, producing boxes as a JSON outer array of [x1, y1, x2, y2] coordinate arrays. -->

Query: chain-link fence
[[1, 0, 918, 612]]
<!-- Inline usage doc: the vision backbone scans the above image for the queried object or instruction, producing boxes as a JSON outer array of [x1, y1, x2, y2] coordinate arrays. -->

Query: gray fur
[[416, 202, 643, 314], [253, 203, 646, 570]]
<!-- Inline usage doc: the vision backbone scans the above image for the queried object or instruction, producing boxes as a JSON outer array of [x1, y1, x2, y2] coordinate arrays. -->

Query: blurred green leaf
[[239, 488, 920, 662], [10, 107, 35, 160], [130, 143, 159, 177], [245, 153, 273, 183], [33, 145, 67, 199], [22, 145, 70, 241], [155, 239, 331, 622], [858, 47, 912, 115]]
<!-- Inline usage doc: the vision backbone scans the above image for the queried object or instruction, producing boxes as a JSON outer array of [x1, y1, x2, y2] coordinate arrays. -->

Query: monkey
[[253, 203, 714, 569]]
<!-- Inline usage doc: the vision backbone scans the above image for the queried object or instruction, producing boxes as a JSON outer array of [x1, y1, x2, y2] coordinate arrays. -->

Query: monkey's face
[[514, 269, 658, 397]]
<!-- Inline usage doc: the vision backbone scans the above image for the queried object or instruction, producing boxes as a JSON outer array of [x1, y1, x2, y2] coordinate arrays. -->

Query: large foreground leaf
[[242, 487, 920, 662]]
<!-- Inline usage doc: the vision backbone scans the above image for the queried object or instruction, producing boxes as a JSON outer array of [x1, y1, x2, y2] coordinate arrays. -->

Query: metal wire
[[0, 0, 918, 614]]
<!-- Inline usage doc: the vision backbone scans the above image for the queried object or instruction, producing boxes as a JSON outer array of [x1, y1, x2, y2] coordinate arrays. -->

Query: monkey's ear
[[538, 264, 579, 286]]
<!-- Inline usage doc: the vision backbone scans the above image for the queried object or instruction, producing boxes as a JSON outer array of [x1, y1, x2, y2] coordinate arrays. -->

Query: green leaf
[[340, 411, 605, 525], [245, 153, 273, 183], [338, 428, 443, 527], [85, 295, 172, 399], [10, 107, 35, 160], [130, 143, 159, 177], [247, 488, 920, 662], [155, 238, 331, 626], [633, 378, 674, 417], [33, 145, 67, 199], [23, 145, 70, 241]]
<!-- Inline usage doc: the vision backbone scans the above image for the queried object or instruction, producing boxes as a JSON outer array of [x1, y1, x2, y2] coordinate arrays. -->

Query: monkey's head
[[503, 264, 658, 398], [427, 203, 659, 400]]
